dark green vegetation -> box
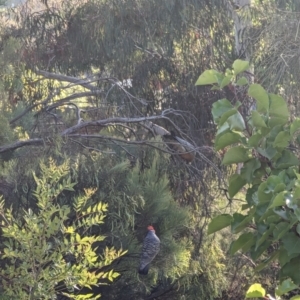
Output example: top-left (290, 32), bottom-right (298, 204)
top-left (0, 0), bottom-right (300, 299)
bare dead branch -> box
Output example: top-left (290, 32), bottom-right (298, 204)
top-left (61, 115), bottom-right (170, 135)
top-left (0, 139), bottom-right (44, 153)
top-left (34, 68), bottom-right (101, 90)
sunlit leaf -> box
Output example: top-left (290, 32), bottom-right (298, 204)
top-left (232, 59), bottom-right (249, 75)
top-left (195, 69), bottom-right (221, 85)
top-left (208, 214), bottom-right (233, 234)
top-left (248, 84), bottom-right (269, 113)
top-left (222, 146), bottom-right (250, 165)
top-left (245, 283), bottom-right (266, 298)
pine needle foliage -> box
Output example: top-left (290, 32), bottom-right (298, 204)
top-left (0, 158), bottom-right (126, 300)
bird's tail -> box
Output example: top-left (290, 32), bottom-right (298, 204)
top-left (138, 264), bottom-right (149, 275)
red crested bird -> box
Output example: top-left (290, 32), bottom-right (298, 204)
top-left (138, 225), bottom-right (160, 275)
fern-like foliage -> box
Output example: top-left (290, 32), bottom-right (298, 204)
top-left (0, 158), bottom-right (126, 300)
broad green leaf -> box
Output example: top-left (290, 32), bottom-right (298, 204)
top-left (220, 75), bottom-right (232, 88)
top-left (276, 279), bottom-right (298, 296)
top-left (207, 214), bottom-right (233, 234)
top-left (219, 109), bottom-right (238, 126)
top-left (250, 240), bottom-right (272, 260)
top-left (257, 181), bottom-right (274, 203)
top-left (195, 70), bottom-right (221, 85)
top-left (248, 84), bottom-right (269, 113)
top-left (285, 193), bottom-right (298, 211)
top-left (227, 112), bottom-right (246, 131)
top-left (215, 132), bottom-right (242, 151)
top-left (273, 131), bottom-right (291, 148)
top-left (274, 182), bottom-right (286, 193)
top-left (290, 118), bottom-right (300, 136)
top-left (265, 214), bottom-right (281, 225)
top-left (236, 76), bottom-right (248, 86)
top-left (275, 150), bottom-right (299, 169)
top-left (232, 59), bottom-right (249, 75)
top-left (273, 222), bottom-right (290, 241)
top-left (216, 122), bottom-right (230, 135)
top-left (279, 248), bottom-right (294, 267)
top-left (240, 158), bottom-right (261, 183)
top-left (290, 296), bottom-right (300, 300)
top-left (231, 209), bottom-right (255, 234)
top-left (294, 186), bottom-right (300, 200)
top-left (297, 224), bottom-right (300, 235)
top-left (229, 232), bottom-right (254, 255)
top-left (269, 94), bottom-right (289, 125)
top-left (248, 132), bottom-right (264, 148)
top-left (257, 145), bottom-right (277, 160)
top-left (254, 250), bottom-right (280, 272)
top-left (222, 146), bottom-right (250, 165)
top-left (251, 111), bottom-right (267, 128)
top-left (255, 224), bottom-right (275, 250)
top-left (282, 232), bottom-right (300, 256)
top-left (214, 72), bottom-right (225, 86)
top-left (280, 257), bottom-right (300, 285)
top-left (212, 99), bottom-right (234, 123)
top-left (228, 174), bottom-right (247, 198)
top-left (245, 283), bottom-right (266, 298)
top-left (269, 192), bottom-right (285, 208)
top-left (246, 185), bottom-right (259, 206)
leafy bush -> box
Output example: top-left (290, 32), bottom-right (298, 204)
top-left (0, 158), bottom-right (126, 300)
top-left (196, 60), bottom-right (300, 299)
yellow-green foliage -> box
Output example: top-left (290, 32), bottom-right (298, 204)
top-left (0, 158), bottom-right (126, 300)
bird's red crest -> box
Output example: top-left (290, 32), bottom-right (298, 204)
top-left (147, 225), bottom-right (155, 231)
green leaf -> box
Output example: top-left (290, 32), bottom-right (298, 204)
top-left (219, 108), bottom-right (238, 126)
top-left (276, 279), bottom-right (298, 296)
top-left (232, 59), bottom-right (249, 75)
top-left (257, 181), bottom-right (273, 204)
top-left (281, 257), bottom-right (300, 285)
top-left (290, 296), bottom-right (300, 300)
top-left (212, 99), bottom-right (234, 123)
top-left (297, 224), bottom-right (300, 235)
top-left (282, 232), bottom-right (300, 256)
top-left (236, 76), bottom-right (248, 86)
top-left (275, 150), bottom-right (299, 169)
top-left (245, 283), bottom-right (266, 298)
top-left (215, 132), bottom-right (242, 151)
top-left (257, 145), bottom-right (277, 160)
top-left (273, 222), bottom-right (290, 241)
top-left (248, 84), bottom-right (269, 113)
top-left (228, 174), bottom-right (247, 198)
top-left (231, 209), bottom-right (255, 234)
top-left (251, 111), bottom-right (267, 128)
top-left (229, 232), bottom-right (254, 255)
top-left (195, 70), bottom-right (221, 85)
top-left (273, 131), bottom-right (291, 148)
top-left (240, 159), bottom-right (261, 183)
top-left (269, 94), bottom-right (289, 127)
top-left (220, 75), bottom-right (232, 88)
top-left (251, 240), bottom-right (272, 260)
top-left (227, 112), bottom-right (246, 131)
top-left (248, 132), bottom-right (264, 148)
top-left (269, 192), bottom-right (285, 208)
top-left (279, 248), bottom-right (293, 267)
top-left (254, 250), bottom-right (280, 272)
top-left (255, 224), bottom-right (275, 250)
top-left (290, 118), bottom-right (300, 136)
top-left (222, 146), bottom-right (250, 165)
top-left (207, 214), bottom-right (233, 234)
